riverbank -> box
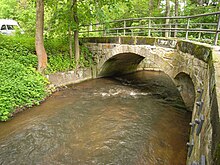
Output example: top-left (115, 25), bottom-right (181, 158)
top-left (0, 35), bottom-right (93, 121)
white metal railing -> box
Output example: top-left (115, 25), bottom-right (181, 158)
top-left (80, 12), bottom-right (220, 45)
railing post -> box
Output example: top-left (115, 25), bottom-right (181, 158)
top-left (124, 20), bottom-right (126, 36)
top-left (165, 18), bottom-right (169, 37)
top-left (174, 19), bottom-right (178, 38)
top-left (148, 19), bottom-right (151, 37)
top-left (198, 24), bottom-right (202, 40)
top-left (103, 24), bottom-right (106, 37)
top-left (186, 18), bottom-right (190, 39)
top-left (214, 14), bottom-right (220, 46)
top-left (87, 25), bottom-right (90, 37)
top-left (169, 22), bottom-right (172, 37)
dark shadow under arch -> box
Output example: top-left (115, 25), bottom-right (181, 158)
top-left (99, 53), bottom-right (145, 77)
top-left (174, 72), bottom-right (195, 111)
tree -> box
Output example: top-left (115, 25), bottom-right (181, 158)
top-left (35, 0), bottom-right (47, 72)
top-left (68, 0), bottom-right (131, 65)
top-left (73, 0), bottom-right (80, 64)
top-left (0, 0), bottom-right (17, 18)
top-left (149, 0), bottom-right (154, 16)
top-left (68, 0), bottom-right (74, 60)
top-left (165, 0), bottom-right (170, 37)
top-left (174, 0), bottom-right (179, 37)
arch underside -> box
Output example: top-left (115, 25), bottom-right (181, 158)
top-left (99, 53), bottom-right (145, 77)
top-left (174, 72), bottom-right (195, 111)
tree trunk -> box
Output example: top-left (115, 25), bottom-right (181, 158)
top-left (74, 30), bottom-right (80, 63)
top-left (157, 0), bottom-right (161, 9)
top-left (149, 0), bottom-right (153, 16)
top-left (69, 0), bottom-right (73, 59)
top-left (165, 0), bottom-right (170, 37)
top-left (35, 0), bottom-right (47, 73)
top-left (69, 26), bottom-right (73, 59)
top-left (73, 0), bottom-right (80, 65)
top-left (174, 0), bottom-right (178, 37)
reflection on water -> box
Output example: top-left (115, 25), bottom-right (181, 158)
top-left (0, 71), bottom-right (191, 165)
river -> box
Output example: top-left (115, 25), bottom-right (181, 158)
top-left (0, 71), bottom-right (191, 165)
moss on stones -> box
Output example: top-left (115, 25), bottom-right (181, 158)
top-left (177, 41), bottom-right (212, 63)
top-left (120, 37), bottom-right (135, 44)
top-left (136, 37), bottom-right (156, 45)
top-left (214, 144), bottom-right (220, 164)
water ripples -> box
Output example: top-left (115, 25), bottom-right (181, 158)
top-left (0, 71), bottom-right (191, 165)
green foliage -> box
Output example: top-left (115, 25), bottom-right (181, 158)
top-left (0, 59), bottom-right (48, 121)
top-left (0, 35), bottom-right (49, 121)
top-left (15, 1), bottom-right (37, 35)
top-left (0, 0), bottom-right (17, 18)
top-left (44, 37), bottom-right (69, 55)
top-left (47, 53), bottom-right (75, 73)
top-left (0, 35), bottom-right (37, 68)
top-left (79, 45), bottom-right (94, 67)
top-left (44, 36), bottom-right (94, 73)
top-left (46, 45), bottom-right (94, 73)
top-left (183, 1), bottom-right (219, 16)
top-left (45, 38), bottom-right (73, 73)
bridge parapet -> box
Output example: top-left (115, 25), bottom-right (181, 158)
top-left (83, 36), bottom-right (177, 48)
top-left (83, 36), bottom-right (220, 164)
top-left (80, 12), bottom-right (220, 45)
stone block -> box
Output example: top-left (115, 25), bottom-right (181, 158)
top-left (177, 41), bottom-right (212, 63)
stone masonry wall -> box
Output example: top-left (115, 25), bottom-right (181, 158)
top-left (45, 67), bottom-right (96, 87)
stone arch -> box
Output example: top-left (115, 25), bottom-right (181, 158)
top-left (97, 45), bottom-right (148, 69)
top-left (174, 72), bottom-right (196, 111)
top-left (97, 45), bottom-right (172, 77)
top-left (99, 53), bottom-right (145, 77)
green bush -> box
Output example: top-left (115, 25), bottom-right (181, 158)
top-left (44, 37), bottom-right (69, 55)
top-left (0, 35), bottom-right (49, 121)
top-left (0, 35), bottom-right (37, 68)
top-left (47, 53), bottom-right (76, 73)
top-left (46, 45), bottom-right (94, 73)
top-left (0, 59), bottom-right (48, 121)
top-left (0, 35), bottom-right (35, 54)
top-left (79, 45), bottom-right (94, 67)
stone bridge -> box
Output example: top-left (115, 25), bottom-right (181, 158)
top-left (81, 36), bottom-right (220, 165)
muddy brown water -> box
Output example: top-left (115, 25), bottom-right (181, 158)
top-left (0, 71), bottom-right (191, 165)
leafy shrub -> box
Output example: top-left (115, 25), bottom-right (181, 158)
top-left (47, 53), bottom-right (76, 73)
top-left (44, 37), bottom-right (69, 55)
top-left (0, 35), bottom-right (37, 68)
top-left (0, 59), bottom-right (48, 121)
top-left (0, 35), bottom-right (49, 121)
top-left (46, 45), bottom-right (94, 73)
top-left (0, 35), bottom-right (35, 54)
top-left (79, 45), bottom-right (94, 67)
